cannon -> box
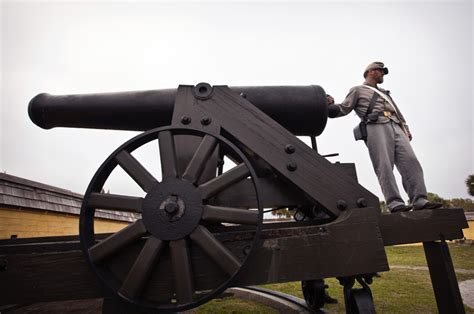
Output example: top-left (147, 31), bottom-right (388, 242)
top-left (28, 85), bottom-right (328, 136)
top-left (0, 83), bottom-right (468, 313)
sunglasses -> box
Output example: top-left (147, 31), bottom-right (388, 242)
top-left (373, 68), bottom-right (389, 75)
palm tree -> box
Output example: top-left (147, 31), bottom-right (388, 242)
top-left (466, 175), bottom-right (474, 197)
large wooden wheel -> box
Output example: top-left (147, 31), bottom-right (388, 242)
top-left (79, 127), bottom-right (263, 311)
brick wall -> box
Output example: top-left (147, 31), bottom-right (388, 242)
top-left (2, 206), bottom-right (472, 240)
top-left (464, 220), bottom-right (474, 240)
top-left (0, 207), bottom-right (129, 239)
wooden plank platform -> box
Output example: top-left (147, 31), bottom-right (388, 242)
top-left (0, 208), bottom-right (466, 306)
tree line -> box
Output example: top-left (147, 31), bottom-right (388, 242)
top-left (273, 174), bottom-right (474, 217)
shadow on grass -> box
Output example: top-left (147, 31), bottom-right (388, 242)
top-left (193, 244), bottom-right (474, 313)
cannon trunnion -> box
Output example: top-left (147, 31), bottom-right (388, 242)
top-left (0, 83), bottom-right (468, 313)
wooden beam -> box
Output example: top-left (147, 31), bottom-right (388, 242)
top-left (379, 208), bottom-right (467, 246)
top-left (0, 208), bottom-right (466, 306)
top-left (1, 208), bottom-right (386, 305)
top-left (423, 240), bottom-right (465, 314)
top-left (211, 163), bottom-right (358, 208)
top-left (195, 86), bottom-right (380, 216)
top-left (0, 249), bottom-right (103, 304)
top-left (170, 86), bottom-right (219, 184)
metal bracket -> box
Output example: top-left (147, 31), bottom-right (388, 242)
top-left (338, 274), bottom-right (376, 314)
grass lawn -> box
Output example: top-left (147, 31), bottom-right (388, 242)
top-left (195, 243), bottom-right (474, 313)
top-left (195, 297), bottom-right (278, 313)
top-left (385, 243), bottom-right (474, 269)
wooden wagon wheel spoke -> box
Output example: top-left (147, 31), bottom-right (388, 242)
top-left (198, 163), bottom-right (250, 200)
top-left (119, 236), bottom-right (165, 299)
top-left (158, 130), bottom-right (178, 179)
top-left (88, 220), bottom-right (147, 263)
top-left (189, 226), bottom-right (241, 276)
top-left (182, 135), bottom-right (218, 184)
top-left (116, 150), bottom-right (158, 193)
top-left (170, 239), bottom-right (194, 304)
top-left (88, 192), bottom-right (143, 213)
top-left (202, 205), bottom-right (258, 225)
top-left (80, 126), bottom-right (262, 312)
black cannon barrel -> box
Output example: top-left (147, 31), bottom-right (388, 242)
top-left (28, 85), bottom-right (328, 136)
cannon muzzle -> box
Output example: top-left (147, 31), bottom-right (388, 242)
top-left (29, 85), bottom-right (328, 136)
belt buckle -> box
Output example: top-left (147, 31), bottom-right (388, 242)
top-left (383, 111), bottom-right (391, 117)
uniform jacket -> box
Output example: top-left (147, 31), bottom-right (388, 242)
top-left (335, 83), bottom-right (408, 127)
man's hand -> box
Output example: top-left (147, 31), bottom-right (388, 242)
top-left (327, 94), bottom-right (334, 105)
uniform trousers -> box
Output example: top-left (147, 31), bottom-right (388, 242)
top-left (366, 121), bottom-right (428, 210)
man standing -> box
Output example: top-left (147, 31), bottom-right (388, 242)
top-left (327, 62), bottom-right (442, 213)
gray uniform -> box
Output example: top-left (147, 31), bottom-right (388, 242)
top-left (334, 83), bottom-right (429, 210)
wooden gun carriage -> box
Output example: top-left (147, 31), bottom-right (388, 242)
top-left (0, 83), bottom-right (468, 313)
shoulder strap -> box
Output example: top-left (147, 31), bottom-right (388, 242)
top-left (360, 85), bottom-right (410, 136)
top-left (364, 90), bottom-right (379, 121)
top-left (362, 84), bottom-right (385, 98)
top-left (361, 85), bottom-right (406, 121)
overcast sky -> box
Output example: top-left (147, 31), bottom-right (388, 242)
top-left (1, 1), bottom-right (473, 205)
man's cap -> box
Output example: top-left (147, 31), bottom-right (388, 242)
top-left (363, 61), bottom-right (389, 77)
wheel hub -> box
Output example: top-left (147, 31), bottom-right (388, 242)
top-left (142, 178), bottom-right (203, 241)
top-left (160, 195), bottom-right (185, 221)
